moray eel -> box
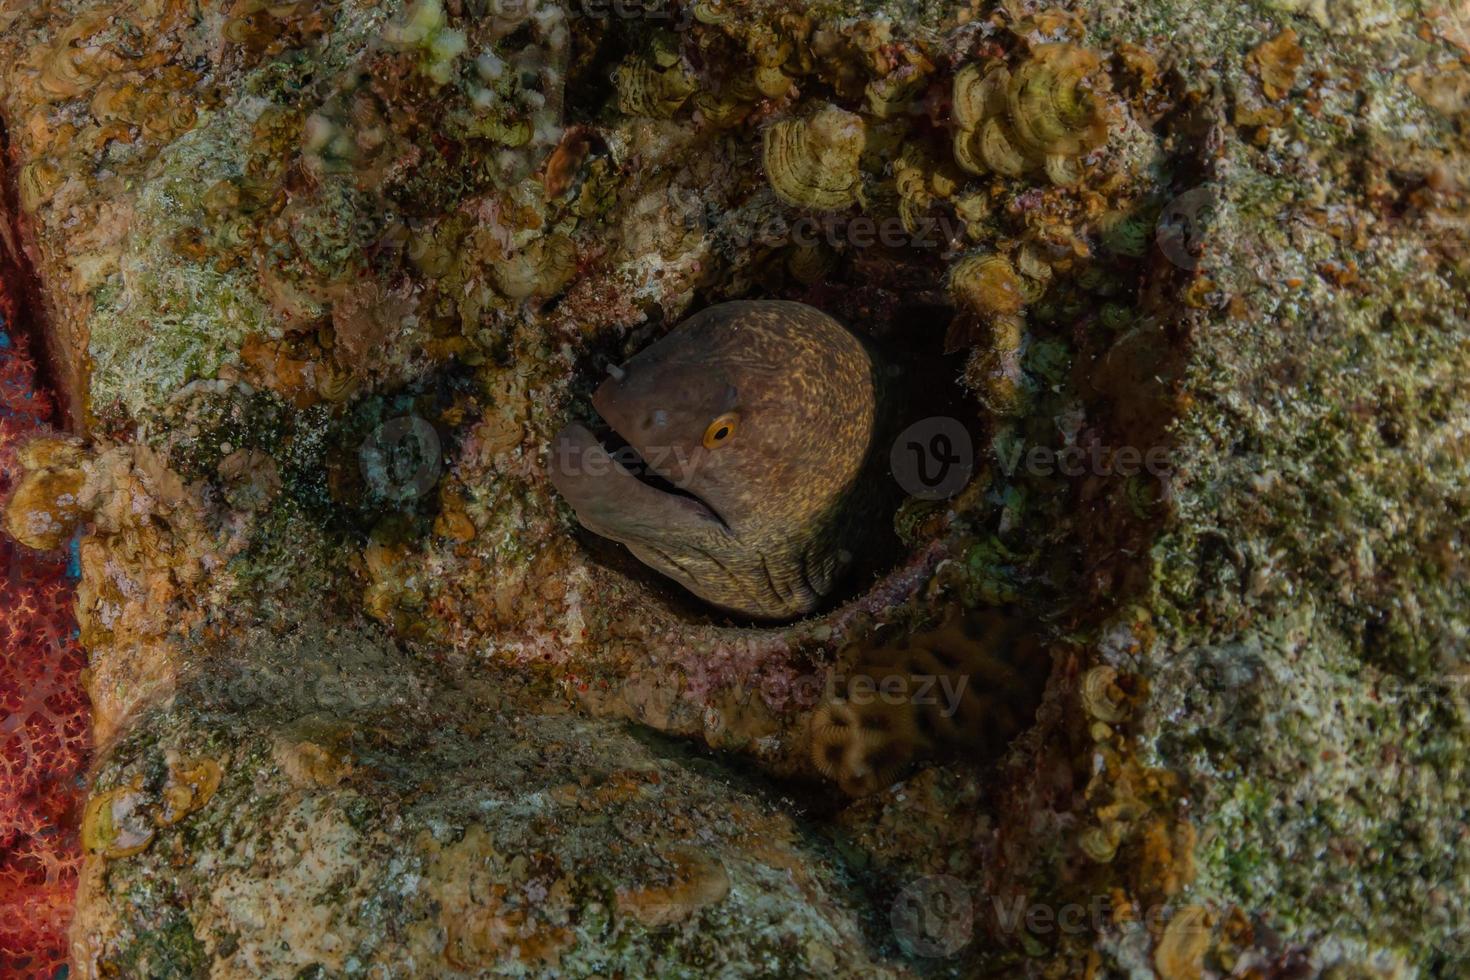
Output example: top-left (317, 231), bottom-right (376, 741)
top-left (551, 301), bottom-right (878, 619)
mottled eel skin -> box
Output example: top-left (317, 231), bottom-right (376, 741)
top-left (551, 301), bottom-right (878, 619)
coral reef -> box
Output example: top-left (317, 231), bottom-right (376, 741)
top-left (0, 0), bottom-right (1465, 975)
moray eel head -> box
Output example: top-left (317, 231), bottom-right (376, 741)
top-left (551, 301), bottom-right (877, 619)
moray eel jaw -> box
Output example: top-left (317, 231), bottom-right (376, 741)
top-left (550, 421), bottom-right (732, 548)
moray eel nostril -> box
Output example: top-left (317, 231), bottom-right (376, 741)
top-left (550, 300), bottom-right (882, 620)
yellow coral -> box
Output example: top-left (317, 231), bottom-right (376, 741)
top-left (1081, 665), bottom-right (1129, 723)
top-left (964, 344), bottom-right (1029, 417)
top-left (763, 104), bottom-right (866, 212)
top-left (952, 45), bottom-right (1111, 186)
top-left (18, 158), bottom-right (64, 214)
top-left (865, 62), bottom-right (929, 119)
top-left (786, 241), bottom-right (836, 284)
top-left (4, 439), bottom-right (87, 551)
top-left (1154, 906), bottom-right (1214, 980)
top-left (615, 846), bottom-right (731, 928)
top-left (616, 59), bottom-right (698, 119)
top-left (488, 234), bottom-right (578, 300)
top-left (948, 252), bottom-right (1025, 317)
top-left (38, 13), bottom-right (115, 100)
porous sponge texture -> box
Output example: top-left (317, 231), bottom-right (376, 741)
top-left (809, 609), bottom-right (1047, 796)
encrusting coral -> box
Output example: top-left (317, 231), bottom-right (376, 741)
top-left (762, 104), bottom-right (867, 212)
top-left (952, 43), bottom-right (1112, 186)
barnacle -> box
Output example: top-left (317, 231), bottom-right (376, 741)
top-left (81, 784), bottom-right (155, 860)
top-left (949, 252), bottom-right (1025, 317)
top-left (763, 104), bottom-right (866, 212)
top-left (157, 757), bottom-right (224, 826)
top-left (952, 45), bottom-right (1111, 185)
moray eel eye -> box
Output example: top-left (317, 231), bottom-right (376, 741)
top-left (702, 413), bottom-right (739, 449)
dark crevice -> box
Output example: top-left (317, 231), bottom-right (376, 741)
top-left (0, 117), bottom-right (71, 430)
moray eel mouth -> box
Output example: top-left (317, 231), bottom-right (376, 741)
top-left (550, 418), bottom-right (730, 545)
